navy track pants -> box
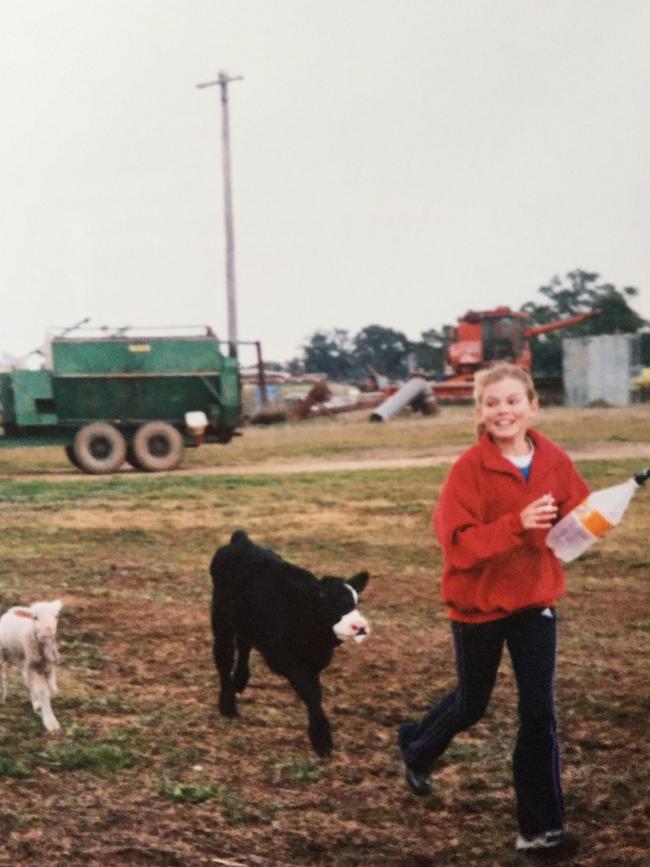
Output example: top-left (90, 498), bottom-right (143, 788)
top-left (400, 607), bottom-right (563, 836)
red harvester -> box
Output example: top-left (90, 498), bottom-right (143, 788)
top-left (433, 306), bottom-right (599, 401)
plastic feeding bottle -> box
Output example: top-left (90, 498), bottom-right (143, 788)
top-left (546, 467), bottom-right (650, 563)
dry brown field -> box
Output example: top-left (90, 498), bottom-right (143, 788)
top-left (0, 404), bottom-right (648, 866)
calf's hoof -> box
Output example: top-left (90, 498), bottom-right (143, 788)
top-left (309, 729), bottom-right (333, 757)
top-left (232, 673), bottom-right (249, 694)
top-left (219, 698), bottom-right (239, 719)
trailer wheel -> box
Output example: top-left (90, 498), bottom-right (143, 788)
top-left (73, 423), bottom-right (127, 474)
top-left (131, 421), bottom-right (184, 472)
top-left (125, 444), bottom-right (144, 470)
top-left (64, 445), bottom-right (83, 470)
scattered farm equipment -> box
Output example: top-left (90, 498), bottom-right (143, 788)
top-left (370, 375), bottom-right (437, 422)
top-left (433, 306), bottom-right (600, 400)
top-left (250, 379), bottom-right (387, 424)
top-left (288, 380), bottom-right (334, 421)
top-left (0, 327), bottom-right (241, 473)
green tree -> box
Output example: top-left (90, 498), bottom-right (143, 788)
top-left (411, 328), bottom-right (445, 375)
top-left (520, 270), bottom-right (646, 376)
top-left (286, 356), bottom-right (305, 376)
top-left (353, 324), bottom-right (412, 379)
top-left (303, 329), bottom-right (356, 380)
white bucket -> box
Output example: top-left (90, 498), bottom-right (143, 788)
top-left (185, 411), bottom-right (208, 437)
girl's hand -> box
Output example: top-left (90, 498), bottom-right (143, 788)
top-left (520, 493), bottom-right (558, 530)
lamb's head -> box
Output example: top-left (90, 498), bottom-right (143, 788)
top-left (29, 600), bottom-right (63, 647)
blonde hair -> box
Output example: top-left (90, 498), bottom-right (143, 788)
top-left (473, 363), bottom-right (537, 406)
top-left (473, 364), bottom-right (538, 439)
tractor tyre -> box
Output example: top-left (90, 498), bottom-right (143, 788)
top-left (72, 423), bottom-right (127, 475)
top-left (131, 421), bottom-right (184, 472)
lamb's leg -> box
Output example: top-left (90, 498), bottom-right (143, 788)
top-left (29, 670), bottom-right (60, 733)
top-left (42, 640), bottom-right (60, 696)
top-left (46, 662), bottom-right (58, 696)
top-left (0, 651), bottom-right (6, 701)
top-left (25, 663), bottom-right (41, 711)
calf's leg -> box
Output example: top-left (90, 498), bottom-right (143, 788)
top-left (232, 636), bottom-right (252, 694)
top-left (287, 667), bottom-right (332, 757)
top-left (212, 613), bottom-right (239, 718)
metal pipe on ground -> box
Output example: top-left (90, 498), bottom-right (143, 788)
top-left (370, 377), bottom-right (434, 422)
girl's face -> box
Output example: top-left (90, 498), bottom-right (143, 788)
top-left (476, 376), bottom-right (538, 453)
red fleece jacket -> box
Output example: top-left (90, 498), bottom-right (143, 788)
top-left (433, 429), bottom-right (589, 623)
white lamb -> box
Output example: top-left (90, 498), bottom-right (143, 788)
top-left (0, 600), bottom-right (63, 733)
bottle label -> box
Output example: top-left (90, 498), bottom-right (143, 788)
top-left (574, 501), bottom-right (614, 537)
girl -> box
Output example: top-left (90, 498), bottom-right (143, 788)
top-left (398, 363), bottom-right (588, 858)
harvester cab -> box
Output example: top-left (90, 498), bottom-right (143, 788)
top-left (445, 307), bottom-right (529, 375)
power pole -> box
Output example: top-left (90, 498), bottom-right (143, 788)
top-left (197, 71), bottom-right (243, 358)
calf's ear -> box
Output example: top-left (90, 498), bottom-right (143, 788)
top-left (231, 529), bottom-right (249, 545)
top-left (348, 571), bottom-right (369, 594)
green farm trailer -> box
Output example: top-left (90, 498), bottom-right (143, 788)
top-left (0, 328), bottom-right (241, 473)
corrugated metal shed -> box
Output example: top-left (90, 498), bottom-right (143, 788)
top-left (562, 334), bottom-right (641, 406)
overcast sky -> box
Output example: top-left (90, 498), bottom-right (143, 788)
top-left (1, 0), bottom-right (648, 366)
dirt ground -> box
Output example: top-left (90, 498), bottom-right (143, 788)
top-left (0, 437), bottom-right (649, 866)
top-left (10, 439), bottom-right (650, 482)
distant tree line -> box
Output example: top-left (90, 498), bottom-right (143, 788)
top-left (521, 270), bottom-right (645, 376)
top-left (300, 325), bottom-right (414, 381)
top-left (292, 270), bottom-right (646, 381)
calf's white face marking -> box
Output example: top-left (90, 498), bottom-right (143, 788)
top-left (332, 585), bottom-right (370, 643)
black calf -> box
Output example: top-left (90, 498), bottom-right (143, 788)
top-left (210, 530), bottom-right (370, 756)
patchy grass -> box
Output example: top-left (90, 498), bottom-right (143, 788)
top-left (0, 411), bottom-right (648, 864)
top-left (38, 742), bottom-right (135, 774)
top-left (268, 757), bottom-right (323, 785)
top-left (0, 753), bottom-right (31, 778)
top-left (1, 403), bottom-right (649, 477)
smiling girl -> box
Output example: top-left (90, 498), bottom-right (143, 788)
top-left (398, 363), bottom-right (589, 859)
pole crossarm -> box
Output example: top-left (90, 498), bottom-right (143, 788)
top-left (196, 73), bottom-right (244, 90)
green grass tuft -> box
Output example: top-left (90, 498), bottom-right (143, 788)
top-left (0, 754), bottom-right (31, 778)
top-left (270, 757), bottom-right (322, 785)
top-left (159, 778), bottom-right (220, 804)
top-left (38, 742), bottom-right (135, 774)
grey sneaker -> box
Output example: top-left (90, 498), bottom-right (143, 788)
top-left (397, 722), bottom-right (432, 796)
top-left (515, 830), bottom-right (580, 860)
top-left (400, 760), bottom-right (433, 796)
